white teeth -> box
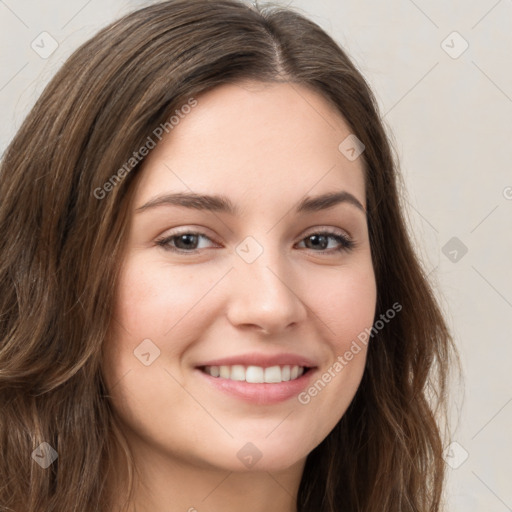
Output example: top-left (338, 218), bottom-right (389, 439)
top-left (219, 365), bottom-right (230, 379)
top-left (230, 365), bottom-right (245, 381)
top-left (264, 366), bottom-right (282, 383)
top-left (202, 364), bottom-right (306, 383)
top-left (246, 366), bottom-right (264, 383)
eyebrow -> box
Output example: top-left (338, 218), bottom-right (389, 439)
top-left (135, 190), bottom-right (366, 215)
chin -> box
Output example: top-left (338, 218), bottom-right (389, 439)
top-left (210, 436), bottom-right (312, 473)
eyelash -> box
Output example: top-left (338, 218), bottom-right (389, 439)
top-left (155, 229), bottom-right (356, 255)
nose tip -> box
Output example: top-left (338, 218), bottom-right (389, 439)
top-left (226, 250), bottom-right (307, 334)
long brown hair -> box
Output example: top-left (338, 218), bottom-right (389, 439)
top-left (0, 1), bottom-right (460, 510)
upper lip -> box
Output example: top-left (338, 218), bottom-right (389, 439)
top-left (195, 352), bottom-right (318, 369)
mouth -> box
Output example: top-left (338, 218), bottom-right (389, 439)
top-left (198, 364), bottom-right (311, 383)
top-left (195, 364), bottom-right (316, 405)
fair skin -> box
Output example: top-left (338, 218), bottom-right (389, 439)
top-left (102, 80), bottom-right (377, 512)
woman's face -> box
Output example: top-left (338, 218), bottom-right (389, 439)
top-left (102, 81), bottom-right (377, 474)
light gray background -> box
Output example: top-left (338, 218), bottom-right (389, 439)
top-left (1, 0), bottom-right (511, 509)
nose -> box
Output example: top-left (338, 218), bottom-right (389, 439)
top-left (225, 244), bottom-right (308, 335)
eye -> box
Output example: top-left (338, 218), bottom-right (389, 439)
top-left (155, 228), bottom-right (355, 254)
top-left (155, 231), bottom-right (216, 253)
top-left (296, 230), bottom-right (355, 253)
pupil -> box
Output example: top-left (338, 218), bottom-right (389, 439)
top-left (178, 234), bottom-right (196, 249)
top-left (308, 234), bottom-right (327, 250)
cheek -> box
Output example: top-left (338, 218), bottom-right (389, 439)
top-left (295, 262), bottom-right (376, 425)
top-left (103, 254), bottom-right (226, 394)
top-left (311, 261), bottom-right (377, 349)
top-left (112, 254), bottom-right (220, 339)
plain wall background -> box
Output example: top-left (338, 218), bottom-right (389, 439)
top-left (1, 0), bottom-right (511, 509)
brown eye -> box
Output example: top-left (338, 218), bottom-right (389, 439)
top-left (156, 232), bottom-right (216, 253)
top-left (298, 231), bottom-right (355, 253)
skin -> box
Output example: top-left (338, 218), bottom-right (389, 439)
top-left (102, 80), bottom-right (377, 512)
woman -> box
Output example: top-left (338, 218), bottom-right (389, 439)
top-left (0, 0), bottom-right (460, 510)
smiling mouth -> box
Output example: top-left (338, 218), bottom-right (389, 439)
top-left (198, 364), bottom-right (311, 384)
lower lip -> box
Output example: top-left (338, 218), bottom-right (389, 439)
top-left (195, 368), bottom-right (316, 405)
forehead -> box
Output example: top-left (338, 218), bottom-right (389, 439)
top-left (134, 81), bottom-right (366, 211)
